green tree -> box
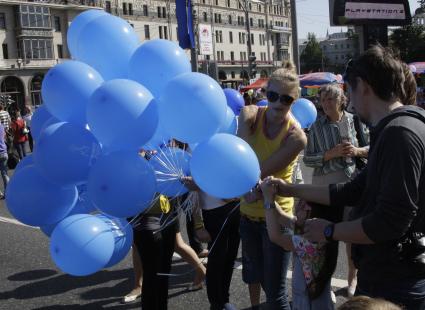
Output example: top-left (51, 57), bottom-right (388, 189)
top-left (390, 24), bottom-right (425, 63)
top-left (300, 33), bottom-right (323, 73)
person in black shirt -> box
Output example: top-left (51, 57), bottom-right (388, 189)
top-left (260, 45), bottom-right (425, 309)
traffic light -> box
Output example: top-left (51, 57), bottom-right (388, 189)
top-left (249, 55), bottom-right (257, 78)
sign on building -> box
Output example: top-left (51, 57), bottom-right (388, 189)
top-left (329, 0), bottom-right (411, 26)
top-left (198, 24), bottom-right (213, 55)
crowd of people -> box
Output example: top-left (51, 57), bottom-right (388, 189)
top-left (117, 44), bottom-right (425, 310)
top-left (0, 104), bottom-right (33, 199)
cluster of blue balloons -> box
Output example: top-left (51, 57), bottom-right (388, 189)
top-left (6, 10), bottom-right (261, 276)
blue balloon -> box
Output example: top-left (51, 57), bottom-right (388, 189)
top-left (31, 105), bottom-right (53, 141)
top-left (42, 61), bottom-right (104, 127)
top-left (6, 166), bottom-right (78, 226)
top-left (87, 151), bottom-right (157, 218)
top-left (40, 185), bottom-right (98, 237)
top-left (291, 98), bottom-right (317, 129)
top-left (150, 147), bottom-right (191, 197)
top-left (190, 134), bottom-right (260, 198)
top-left (14, 154), bottom-right (34, 172)
top-left (142, 124), bottom-right (171, 151)
top-left (223, 88), bottom-right (244, 115)
top-left (219, 106), bottom-right (237, 135)
top-left (34, 122), bottom-right (102, 186)
top-left (67, 9), bottom-right (107, 59)
top-left (159, 72), bottom-right (227, 143)
top-left (87, 79), bottom-right (158, 151)
top-left (257, 99), bottom-right (268, 107)
top-left (96, 214), bottom-right (133, 268)
top-left (50, 214), bottom-right (115, 276)
top-left (128, 39), bottom-right (191, 98)
top-left (75, 14), bottom-right (139, 80)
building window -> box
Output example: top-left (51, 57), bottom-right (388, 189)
top-left (105, 1), bottom-right (111, 13)
top-left (250, 18), bottom-right (253, 27)
top-left (20, 38), bottom-right (53, 60)
top-left (57, 44), bottom-right (63, 58)
top-left (143, 5), bottom-right (148, 16)
top-left (215, 30), bottom-right (223, 43)
top-left (227, 0), bottom-right (231, 7)
top-left (19, 5), bottom-right (51, 28)
top-left (2, 44), bottom-right (8, 59)
top-left (128, 3), bottom-right (133, 15)
top-left (203, 12), bottom-right (207, 22)
top-left (157, 7), bottom-right (161, 18)
top-left (229, 31), bottom-right (233, 43)
top-left (250, 33), bottom-right (254, 45)
top-left (30, 74), bottom-right (43, 107)
top-left (230, 51), bottom-right (234, 61)
top-left (248, 2), bottom-right (252, 10)
top-left (164, 26), bottom-right (168, 40)
top-left (159, 26), bottom-right (163, 39)
top-left (162, 7), bottom-right (166, 18)
top-left (123, 2), bottom-right (128, 15)
top-left (144, 25), bottom-right (150, 40)
top-left (231, 71), bottom-right (235, 78)
top-left (228, 15), bottom-right (232, 24)
top-left (215, 0), bottom-right (218, 5)
top-left (0, 13), bottom-right (6, 29)
top-left (53, 16), bottom-right (61, 32)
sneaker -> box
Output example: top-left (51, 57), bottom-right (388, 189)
top-left (331, 291), bottom-right (336, 304)
top-left (123, 287), bottom-right (141, 303)
top-left (223, 303), bottom-right (238, 310)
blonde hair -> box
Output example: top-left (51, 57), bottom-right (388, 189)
top-left (319, 83), bottom-right (347, 112)
top-left (338, 296), bottom-right (402, 310)
top-left (268, 61), bottom-right (300, 97)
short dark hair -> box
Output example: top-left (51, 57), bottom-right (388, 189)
top-left (344, 45), bottom-right (405, 102)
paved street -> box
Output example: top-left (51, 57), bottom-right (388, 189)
top-left (0, 160), bottom-right (352, 309)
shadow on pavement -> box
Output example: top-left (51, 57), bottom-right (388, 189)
top-left (0, 268), bottom-right (133, 301)
top-left (8, 269), bottom-right (58, 282)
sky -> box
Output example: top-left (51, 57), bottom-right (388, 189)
top-left (296, 0), bottom-right (420, 39)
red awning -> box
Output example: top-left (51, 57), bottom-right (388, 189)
top-left (240, 78), bottom-right (269, 92)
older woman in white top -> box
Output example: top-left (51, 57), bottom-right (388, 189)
top-left (303, 84), bottom-right (369, 297)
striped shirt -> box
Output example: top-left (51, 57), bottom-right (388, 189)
top-left (303, 112), bottom-right (359, 178)
top-left (0, 110), bottom-right (11, 131)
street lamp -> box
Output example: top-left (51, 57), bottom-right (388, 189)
top-left (16, 58), bottom-right (22, 69)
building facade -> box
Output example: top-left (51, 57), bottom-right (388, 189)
top-left (0, 0), bottom-right (293, 110)
top-left (319, 30), bottom-right (358, 68)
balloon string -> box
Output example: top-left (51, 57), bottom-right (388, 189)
top-left (157, 202), bottom-right (240, 277)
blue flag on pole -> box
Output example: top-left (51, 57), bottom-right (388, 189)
top-left (176, 0), bottom-right (195, 49)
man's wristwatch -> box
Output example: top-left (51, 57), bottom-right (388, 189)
top-left (264, 201), bottom-right (276, 210)
top-left (323, 223), bottom-right (335, 242)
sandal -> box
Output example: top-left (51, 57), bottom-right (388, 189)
top-left (123, 287), bottom-right (141, 303)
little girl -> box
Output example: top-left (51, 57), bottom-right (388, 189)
top-left (260, 176), bottom-right (343, 309)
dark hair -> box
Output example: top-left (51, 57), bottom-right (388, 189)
top-left (344, 45), bottom-right (405, 102)
top-left (401, 62), bottom-right (417, 105)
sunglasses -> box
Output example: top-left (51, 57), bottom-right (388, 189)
top-left (343, 59), bottom-right (368, 85)
top-left (266, 91), bottom-right (295, 106)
